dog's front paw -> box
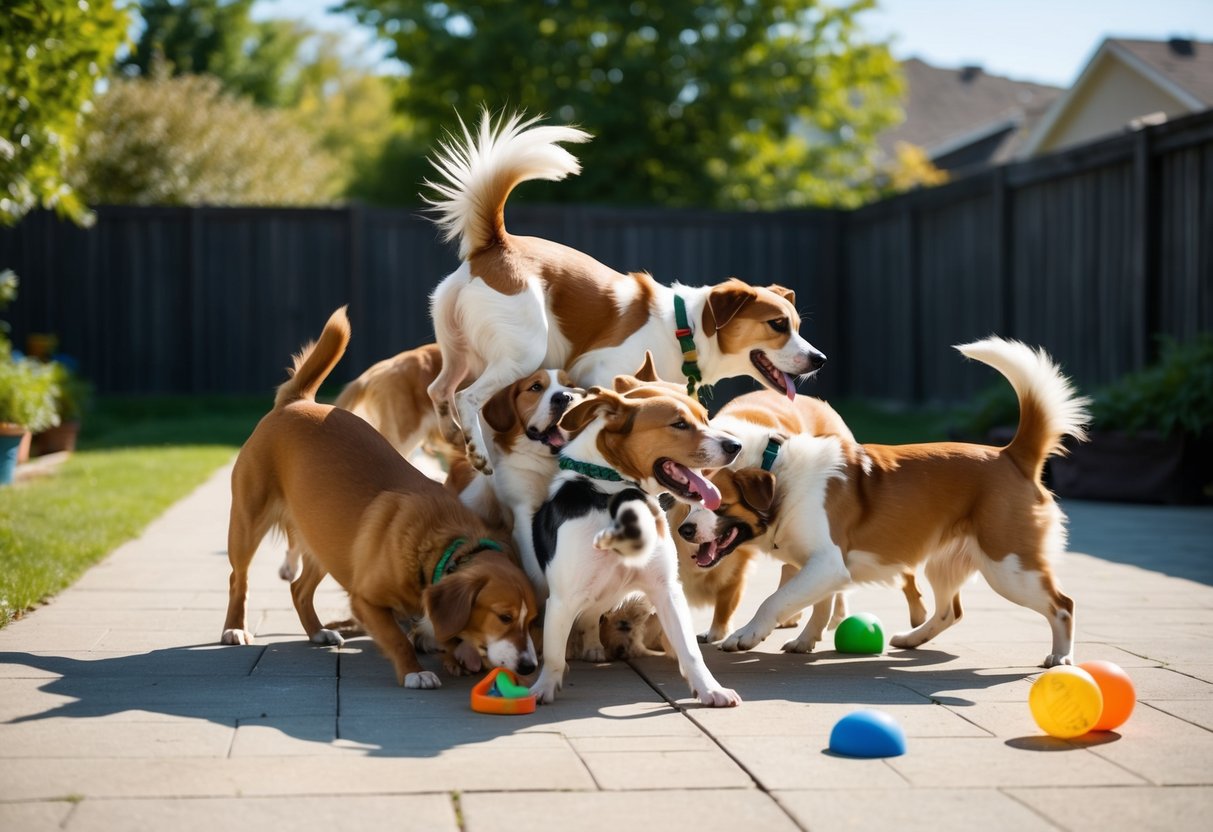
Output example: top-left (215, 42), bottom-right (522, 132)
top-left (889, 631), bottom-right (920, 650)
top-left (698, 627), bottom-right (728, 644)
top-left (220, 629), bottom-right (254, 645)
top-left (1043, 653), bottom-right (1074, 668)
top-left (404, 670), bottom-right (442, 689)
top-left (593, 506), bottom-right (647, 557)
top-left (720, 625), bottom-right (767, 653)
top-left (452, 640), bottom-right (482, 673)
top-left (696, 686), bottom-right (742, 707)
top-left (466, 446), bottom-right (493, 476)
top-left (781, 636), bottom-right (817, 654)
top-left (530, 671), bottom-right (563, 705)
top-left (310, 629), bottom-right (345, 647)
top-left (576, 644), bottom-right (607, 663)
top-left (776, 613), bottom-right (802, 629)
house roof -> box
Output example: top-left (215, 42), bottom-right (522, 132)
top-left (1111, 38), bottom-right (1213, 107)
top-left (1019, 37), bottom-right (1213, 157)
top-left (879, 58), bottom-right (1062, 165)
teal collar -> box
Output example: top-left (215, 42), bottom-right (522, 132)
top-left (433, 538), bottom-right (503, 585)
top-left (761, 438), bottom-right (783, 472)
top-left (673, 294), bottom-right (708, 401)
top-left (558, 455), bottom-right (626, 483)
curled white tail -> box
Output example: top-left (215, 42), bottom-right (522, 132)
top-left (425, 111), bottom-right (592, 259)
top-left (955, 337), bottom-right (1091, 476)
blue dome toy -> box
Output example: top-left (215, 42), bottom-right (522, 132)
top-left (828, 709), bottom-right (907, 758)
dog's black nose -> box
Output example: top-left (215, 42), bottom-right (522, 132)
top-left (617, 619), bottom-right (632, 632)
top-left (517, 657), bottom-right (537, 676)
top-left (678, 522), bottom-right (696, 541)
top-left (721, 437), bottom-right (742, 456)
top-left (552, 391), bottom-right (572, 406)
top-left (809, 351), bottom-right (827, 370)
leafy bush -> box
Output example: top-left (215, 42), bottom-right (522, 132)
top-left (0, 340), bottom-right (61, 433)
top-left (48, 361), bottom-right (92, 423)
top-left (1092, 334), bottom-right (1213, 438)
top-left (69, 71), bottom-right (339, 206)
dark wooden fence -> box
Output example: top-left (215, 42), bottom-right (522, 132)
top-left (2, 109), bottom-right (1211, 403)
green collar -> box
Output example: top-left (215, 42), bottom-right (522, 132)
top-left (558, 455), bottom-right (626, 483)
top-left (761, 437), bottom-right (783, 472)
top-left (673, 294), bottom-right (709, 401)
top-left (433, 538), bottom-right (503, 585)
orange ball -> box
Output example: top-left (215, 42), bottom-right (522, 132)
top-left (1079, 660), bottom-right (1136, 731)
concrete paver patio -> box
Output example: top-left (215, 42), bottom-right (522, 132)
top-left (1, 462), bottom-right (1211, 831)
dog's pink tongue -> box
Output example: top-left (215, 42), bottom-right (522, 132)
top-left (684, 468), bottom-right (722, 510)
top-left (784, 372), bottom-right (797, 401)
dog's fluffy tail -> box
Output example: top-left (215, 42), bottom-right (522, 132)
top-left (275, 306), bottom-right (351, 408)
top-left (425, 110), bottom-right (592, 259)
top-left (955, 337), bottom-right (1090, 480)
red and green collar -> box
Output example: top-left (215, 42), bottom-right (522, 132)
top-left (673, 294), bottom-right (708, 400)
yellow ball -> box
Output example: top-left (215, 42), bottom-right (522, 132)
top-left (1029, 666), bottom-right (1104, 738)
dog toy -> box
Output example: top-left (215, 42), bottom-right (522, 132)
top-left (834, 613), bottom-right (885, 654)
top-left (1079, 660), bottom-right (1136, 731)
top-left (470, 667), bottom-right (536, 715)
top-left (829, 709), bottom-right (906, 758)
top-left (1029, 666), bottom-right (1103, 738)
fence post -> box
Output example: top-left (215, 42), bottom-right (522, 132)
top-left (1134, 128), bottom-right (1160, 365)
top-left (992, 167), bottom-right (1014, 337)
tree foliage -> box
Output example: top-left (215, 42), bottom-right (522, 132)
top-left (339, 0), bottom-right (903, 209)
top-left (0, 0), bottom-right (130, 225)
top-left (69, 72), bottom-right (340, 206)
top-left (123, 0), bottom-right (310, 108)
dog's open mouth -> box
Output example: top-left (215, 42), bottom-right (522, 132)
top-left (693, 524), bottom-right (741, 568)
top-left (526, 423), bottom-right (567, 454)
top-left (751, 350), bottom-right (797, 402)
top-left (654, 459), bottom-right (722, 510)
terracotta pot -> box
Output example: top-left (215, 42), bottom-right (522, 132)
top-left (31, 421), bottom-right (80, 456)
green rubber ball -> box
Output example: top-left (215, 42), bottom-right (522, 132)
top-left (834, 613), bottom-right (885, 654)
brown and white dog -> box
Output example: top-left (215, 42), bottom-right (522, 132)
top-left (425, 112), bottom-right (826, 474)
top-left (446, 367), bottom-right (584, 590)
top-left (683, 338), bottom-right (1089, 667)
top-left (334, 342), bottom-right (456, 460)
top-left (528, 357), bottom-right (743, 706)
top-left (222, 307), bottom-right (539, 688)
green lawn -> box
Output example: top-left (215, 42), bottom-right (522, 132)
top-left (0, 396), bottom-right (268, 627)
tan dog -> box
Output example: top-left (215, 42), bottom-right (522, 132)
top-left (684, 338), bottom-right (1089, 666)
top-left (222, 307), bottom-right (539, 688)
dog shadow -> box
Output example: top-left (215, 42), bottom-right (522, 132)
top-left (0, 643), bottom-right (672, 759)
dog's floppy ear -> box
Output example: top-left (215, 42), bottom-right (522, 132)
top-left (733, 468), bottom-right (777, 516)
top-left (481, 382), bottom-right (519, 434)
top-left (424, 572), bottom-right (488, 644)
top-left (559, 388), bottom-right (621, 434)
top-left (704, 280), bottom-right (756, 334)
top-left (767, 284), bottom-right (796, 306)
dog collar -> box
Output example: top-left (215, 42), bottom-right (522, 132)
top-left (673, 294), bottom-right (710, 401)
top-left (558, 455), bottom-right (627, 483)
top-left (761, 437), bottom-right (783, 472)
top-left (433, 538), bottom-right (503, 585)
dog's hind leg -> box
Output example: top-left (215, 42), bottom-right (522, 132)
top-left (429, 276), bottom-right (472, 445)
top-left (889, 543), bottom-right (975, 651)
top-left (975, 549), bottom-right (1075, 667)
top-left (902, 568), bottom-right (928, 628)
top-left (350, 594), bottom-right (439, 689)
top-left (221, 473), bottom-right (272, 645)
top-left (290, 552), bottom-right (344, 646)
top-left (531, 595), bottom-right (578, 704)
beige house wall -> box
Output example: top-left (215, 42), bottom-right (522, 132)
top-left (1036, 56), bottom-right (1190, 154)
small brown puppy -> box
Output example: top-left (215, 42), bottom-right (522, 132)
top-left (222, 307), bottom-right (539, 688)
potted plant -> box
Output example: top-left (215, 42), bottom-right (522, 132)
top-left (0, 338), bottom-right (61, 484)
top-left (30, 359), bottom-right (91, 456)
top-left (1050, 334), bottom-right (1213, 504)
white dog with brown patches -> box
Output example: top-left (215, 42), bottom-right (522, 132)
top-left (424, 111), bottom-right (826, 474)
top-left (684, 337), bottom-right (1089, 667)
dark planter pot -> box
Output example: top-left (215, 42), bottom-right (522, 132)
top-left (31, 420), bottom-right (81, 456)
top-left (1, 426), bottom-right (26, 485)
top-left (1050, 430), bottom-right (1212, 505)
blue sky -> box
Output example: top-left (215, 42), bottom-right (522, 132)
top-left (253, 0), bottom-right (1213, 88)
